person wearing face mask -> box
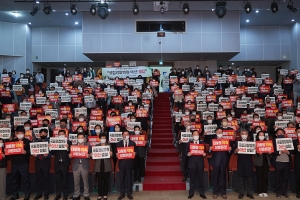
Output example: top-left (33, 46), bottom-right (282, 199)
top-left (203, 116), bottom-right (216, 144)
top-left (186, 130), bottom-right (207, 199)
top-left (133, 126), bottom-right (147, 182)
top-left (15, 81), bottom-right (25, 105)
top-left (293, 128), bottom-right (300, 198)
top-left (233, 129), bottom-right (254, 199)
top-left (208, 128), bottom-right (232, 199)
top-left (9, 128), bottom-right (31, 200)
top-left (253, 131), bottom-right (271, 198)
top-left (110, 124), bottom-right (122, 168)
top-left (70, 133), bottom-right (92, 200)
top-left (93, 134), bottom-right (112, 200)
top-left (0, 85), bottom-right (14, 104)
top-left (270, 112), bottom-right (284, 138)
top-left (35, 69), bottom-right (44, 89)
top-left (76, 126), bottom-right (86, 136)
top-left (89, 124), bottom-right (102, 136)
top-left (272, 129), bottom-right (293, 198)
top-left (32, 129), bottom-right (51, 200)
top-left (194, 65), bottom-right (202, 78)
top-left (217, 65), bottom-right (225, 75)
top-left (235, 66), bottom-right (242, 76)
top-left (0, 138), bottom-right (8, 200)
top-left (50, 130), bottom-right (72, 200)
top-left (116, 130), bottom-right (137, 200)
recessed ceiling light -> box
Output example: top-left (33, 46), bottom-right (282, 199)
top-left (65, 13), bottom-right (68, 15)
top-left (212, 8), bottom-right (215, 11)
top-left (246, 19), bottom-right (250, 22)
top-left (267, 8), bottom-right (270, 10)
top-left (53, 10), bottom-right (56, 12)
top-left (232, 63), bottom-right (234, 65)
top-left (28, 22), bottom-right (31, 25)
top-left (256, 10), bottom-right (259, 13)
top-left (12, 12), bottom-right (20, 17)
top-left (36, 1), bottom-right (39, 3)
top-left (292, 19), bottom-right (295, 22)
top-left (108, 8), bottom-right (111, 12)
top-left (75, 22), bottom-right (78, 25)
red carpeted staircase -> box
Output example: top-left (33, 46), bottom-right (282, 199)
top-left (143, 93), bottom-right (186, 190)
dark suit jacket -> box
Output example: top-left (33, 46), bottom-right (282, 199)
top-left (233, 140), bottom-right (254, 177)
top-left (51, 140), bottom-right (72, 167)
top-left (187, 140), bottom-right (205, 169)
top-left (116, 140), bottom-right (137, 169)
top-left (208, 135), bottom-right (231, 167)
top-left (271, 138), bottom-right (293, 167)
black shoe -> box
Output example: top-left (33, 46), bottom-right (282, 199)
top-left (127, 194), bottom-right (133, 200)
top-left (9, 196), bottom-right (19, 200)
top-left (24, 195), bottom-right (30, 200)
top-left (133, 178), bottom-right (137, 182)
top-left (118, 194), bottom-right (125, 200)
top-left (63, 196), bottom-right (68, 200)
top-left (84, 197), bottom-right (90, 200)
top-left (182, 176), bottom-right (187, 182)
top-left (282, 193), bottom-right (289, 198)
top-left (44, 195), bottom-right (49, 200)
top-left (276, 194), bottom-right (281, 198)
top-left (34, 194), bottom-right (42, 200)
top-left (73, 197), bottom-right (80, 200)
top-left (247, 194), bottom-right (254, 199)
top-left (188, 194), bottom-right (194, 199)
top-left (200, 194), bottom-right (207, 199)
top-left (54, 195), bottom-right (61, 200)
top-left (138, 177), bottom-right (141, 182)
top-left (238, 194), bottom-right (244, 199)
top-left (297, 194), bottom-right (300, 199)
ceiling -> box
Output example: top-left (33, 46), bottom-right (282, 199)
top-left (217, 60), bottom-right (289, 66)
top-left (0, 0), bottom-right (299, 27)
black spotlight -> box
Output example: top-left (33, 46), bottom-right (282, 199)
top-left (287, 0), bottom-right (297, 12)
top-left (271, 0), bottom-right (278, 13)
top-left (90, 4), bottom-right (97, 15)
top-left (43, 4), bottom-right (52, 15)
top-left (98, 3), bottom-right (109, 19)
top-left (215, 1), bottom-right (227, 18)
top-left (30, 4), bottom-right (39, 16)
top-left (70, 4), bottom-right (77, 15)
top-left (183, 3), bottom-right (189, 14)
top-left (132, 2), bottom-right (139, 15)
top-left (160, 7), bottom-right (165, 13)
top-left (244, 1), bottom-right (252, 13)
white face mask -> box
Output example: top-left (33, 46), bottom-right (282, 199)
top-left (258, 136), bottom-right (265, 141)
top-left (128, 103), bottom-right (132, 106)
top-left (193, 136), bottom-right (199, 141)
top-left (241, 135), bottom-right (248, 140)
top-left (134, 131), bottom-right (140, 135)
top-left (95, 129), bottom-right (101, 134)
top-left (298, 133), bottom-right (300, 137)
top-left (131, 119), bottom-right (136, 122)
top-left (24, 126), bottom-right (30, 131)
top-left (217, 134), bottom-right (223, 138)
top-left (186, 126), bottom-right (191, 130)
top-left (0, 143), bottom-right (3, 147)
top-left (6, 88), bottom-right (9, 91)
top-left (17, 134), bottom-right (24, 139)
top-left (227, 117), bottom-right (232, 121)
top-left (79, 118), bottom-right (84, 122)
top-left (256, 129), bottom-right (261, 133)
top-left (78, 139), bottom-right (84, 144)
top-left (185, 112), bottom-right (190, 116)
top-left (209, 92), bottom-right (213, 95)
top-left (219, 109), bottom-right (223, 112)
top-left (100, 139), bottom-right (106, 144)
top-left (254, 118), bottom-right (259, 121)
top-left (59, 135), bottom-right (65, 138)
top-left (278, 116), bottom-right (282, 120)
top-left (124, 135), bottom-right (129, 140)
top-left (207, 119), bottom-right (212, 124)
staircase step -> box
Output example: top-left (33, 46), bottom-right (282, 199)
top-left (143, 176), bottom-right (186, 190)
top-left (145, 165), bottom-right (182, 176)
top-left (151, 138), bottom-right (172, 143)
top-left (147, 156), bottom-right (180, 165)
top-left (151, 143), bottom-right (174, 148)
top-left (151, 134), bottom-right (173, 139)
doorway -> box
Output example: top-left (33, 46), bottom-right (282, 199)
top-left (148, 62), bottom-right (173, 92)
top-left (41, 67), bottom-right (47, 83)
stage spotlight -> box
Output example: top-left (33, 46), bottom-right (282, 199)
top-left (132, 2), bottom-right (139, 15)
top-left (98, 3), bottom-right (109, 19)
top-left (30, 4), bottom-right (39, 16)
top-left (215, 1), bottom-right (227, 18)
top-left (271, 0), bottom-right (278, 13)
top-left (244, 1), bottom-right (252, 13)
top-left (90, 4), bottom-right (97, 15)
top-left (70, 4), bottom-right (77, 15)
top-left (183, 3), bottom-right (189, 14)
top-left (287, 0), bottom-right (297, 12)
top-left (43, 4), bottom-right (52, 15)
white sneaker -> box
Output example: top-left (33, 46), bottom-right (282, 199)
top-left (263, 193), bottom-right (268, 198)
top-left (259, 193), bottom-right (264, 197)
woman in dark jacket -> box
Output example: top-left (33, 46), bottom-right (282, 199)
top-left (254, 131), bottom-right (271, 197)
top-left (93, 134), bottom-right (112, 200)
top-left (133, 126), bottom-right (147, 182)
top-left (0, 138), bottom-right (9, 200)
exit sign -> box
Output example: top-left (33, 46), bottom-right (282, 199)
top-left (157, 32), bottom-right (165, 37)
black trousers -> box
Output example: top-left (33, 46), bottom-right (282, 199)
top-left (11, 163), bottom-right (31, 197)
top-left (275, 162), bottom-right (289, 195)
top-left (212, 164), bottom-right (226, 195)
top-left (119, 166), bottom-right (133, 195)
top-left (35, 159), bottom-right (51, 195)
top-left (55, 163), bottom-right (69, 196)
top-left (256, 164), bottom-right (269, 193)
top-left (189, 166), bottom-right (204, 195)
top-left (238, 176), bottom-right (252, 194)
top-left (134, 157), bottom-right (145, 179)
top-left (181, 154), bottom-right (189, 177)
top-left (295, 159), bottom-right (300, 195)
top-left (96, 172), bottom-right (110, 196)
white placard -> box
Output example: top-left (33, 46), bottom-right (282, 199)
top-left (218, 77), bottom-right (226, 84)
top-left (61, 95), bottom-right (71, 103)
top-left (14, 116), bottom-right (29, 126)
top-left (109, 132), bottom-right (123, 143)
top-left (197, 103), bottom-right (207, 111)
top-left (0, 128), bottom-right (11, 139)
top-left (261, 74), bottom-right (269, 79)
top-left (45, 109), bottom-right (58, 119)
top-left (196, 96), bottom-right (206, 103)
top-left (254, 108), bottom-right (265, 117)
top-left (280, 69), bottom-right (289, 75)
top-left (274, 89), bottom-right (284, 95)
top-left (30, 142), bottom-right (49, 155)
top-left (132, 84), bottom-right (142, 90)
top-left (202, 111), bottom-right (214, 119)
top-left (181, 132), bottom-right (192, 143)
top-left (120, 90), bottom-right (129, 97)
top-left (247, 87), bottom-right (258, 94)
top-left (276, 138), bottom-right (294, 151)
top-left (92, 146), bottom-right (110, 159)
top-left (126, 122), bottom-right (141, 132)
top-left (50, 83), bottom-right (59, 88)
top-left (255, 78), bottom-right (263, 85)
top-left (128, 96), bottom-right (137, 103)
top-left (55, 76), bottom-right (64, 82)
top-left (74, 108), bottom-right (87, 117)
top-left (237, 141), bottom-right (256, 154)
top-left (0, 119), bottom-right (11, 128)
top-left (69, 134), bottom-right (78, 145)
top-left (36, 97), bottom-right (46, 105)
top-left (275, 121), bottom-right (289, 129)
top-left (182, 85), bottom-right (190, 91)
top-left (236, 100), bottom-right (248, 108)
top-left (84, 95), bottom-right (94, 103)
top-left (208, 103), bottom-right (218, 111)
top-left (13, 85), bottom-right (22, 91)
top-left (20, 78), bottom-right (28, 85)
top-left (237, 76), bottom-right (246, 82)
top-left (189, 77), bottom-right (197, 83)
top-left (89, 120), bottom-right (104, 130)
top-left (204, 124), bottom-right (217, 135)
top-left (33, 127), bottom-right (49, 138)
top-left (49, 137), bottom-right (67, 150)
top-left (20, 102), bottom-right (32, 111)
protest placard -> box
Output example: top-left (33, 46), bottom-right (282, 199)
top-left (237, 141), bottom-right (256, 154)
top-left (181, 132), bottom-right (192, 143)
top-left (0, 128), bottom-right (11, 139)
top-left (30, 142), bottom-right (49, 155)
top-left (276, 138), bottom-right (294, 151)
top-left (211, 139), bottom-right (230, 151)
top-left (5, 141), bottom-right (23, 155)
top-left (109, 132), bottom-right (123, 143)
top-left (69, 134), bottom-right (78, 145)
top-left (189, 143), bottom-right (205, 155)
top-left (204, 124), bottom-right (217, 135)
top-left (130, 135), bottom-right (146, 146)
top-left (92, 146), bottom-right (110, 159)
top-left (70, 146), bottom-right (88, 158)
top-left (49, 137), bottom-right (67, 150)
top-left (236, 100), bottom-right (247, 108)
top-left (256, 140), bottom-right (274, 153)
top-left (117, 146), bottom-right (135, 159)
top-left (14, 116), bottom-right (29, 126)
top-left (126, 122), bottom-right (141, 132)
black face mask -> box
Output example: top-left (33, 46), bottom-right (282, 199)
top-left (43, 124), bottom-right (48, 127)
top-left (191, 119), bottom-right (196, 122)
top-left (40, 135), bottom-right (47, 140)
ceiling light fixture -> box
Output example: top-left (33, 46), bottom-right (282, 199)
top-left (90, 4), bottom-right (97, 15)
top-left (28, 22), bottom-right (31, 25)
top-left (215, 1), bottom-right (227, 18)
top-left (70, 3), bottom-right (77, 15)
top-left (98, 2), bottom-right (109, 19)
top-left (246, 19), bottom-right (250, 22)
top-left (30, 3), bottom-right (39, 16)
top-left (256, 10), bottom-right (259, 13)
top-left (160, 1), bottom-right (165, 14)
top-left (132, 1), bottom-right (139, 15)
top-left (287, 0), bottom-right (297, 12)
top-left (292, 19), bottom-right (295, 21)
top-left (271, 0), bottom-right (279, 13)
top-left (75, 21), bottom-right (78, 25)
top-left (12, 11), bottom-right (20, 17)
top-left (43, 3), bottom-right (52, 15)
top-left (183, 2), bottom-right (189, 14)
top-left (243, 1), bottom-right (252, 13)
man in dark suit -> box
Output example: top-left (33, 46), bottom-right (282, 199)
top-left (116, 130), bottom-right (137, 200)
top-left (8, 127), bottom-right (31, 200)
top-left (50, 129), bottom-right (72, 200)
top-left (187, 130), bottom-right (207, 199)
top-left (294, 128), bottom-right (300, 198)
top-left (233, 129), bottom-right (254, 199)
top-left (208, 127), bottom-right (231, 199)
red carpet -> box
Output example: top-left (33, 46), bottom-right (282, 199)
top-left (143, 93), bottom-right (186, 190)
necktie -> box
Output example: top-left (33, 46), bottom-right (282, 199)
top-left (125, 141), bottom-right (127, 147)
